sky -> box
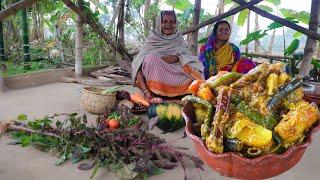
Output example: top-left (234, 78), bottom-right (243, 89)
top-left (197, 0), bottom-right (312, 38)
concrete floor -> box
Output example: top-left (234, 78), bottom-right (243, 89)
top-left (0, 82), bottom-right (320, 180)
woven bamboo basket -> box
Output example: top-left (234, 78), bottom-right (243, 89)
top-left (80, 86), bottom-right (116, 114)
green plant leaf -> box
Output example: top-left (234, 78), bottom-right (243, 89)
top-left (293, 31), bottom-right (303, 38)
top-left (267, 21), bottom-right (283, 30)
top-left (265, 0), bottom-right (281, 6)
top-left (182, 7), bottom-right (193, 22)
top-left (164, 0), bottom-right (192, 11)
top-left (55, 153), bottom-right (67, 166)
top-left (90, 164), bottom-right (100, 179)
top-left (258, 5), bottom-right (273, 13)
top-left (284, 39), bottom-right (300, 56)
top-left (18, 114), bottom-right (27, 121)
top-left (21, 136), bottom-right (30, 147)
top-left (225, 0), bottom-right (233, 5)
top-left (116, 163), bottom-right (138, 180)
top-left (237, 9), bottom-right (249, 26)
top-left (240, 30), bottom-right (268, 45)
top-left (311, 59), bottom-right (320, 69)
top-left (280, 8), bottom-right (310, 24)
top-left (80, 146), bottom-right (92, 154)
top-left (10, 131), bottom-right (26, 139)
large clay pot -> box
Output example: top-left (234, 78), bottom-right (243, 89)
top-left (182, 102), bottom-right (320, 179)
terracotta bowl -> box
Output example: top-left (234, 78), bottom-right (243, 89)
top-left (182, 102), bottom-right (320, 179)
top-left (304, 93), bottom-right (320, 106)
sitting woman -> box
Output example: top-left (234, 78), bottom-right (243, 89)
top-left (199, 20), bottom-right (256, 79)
top-left (131, 10), bottom-right (204, 102)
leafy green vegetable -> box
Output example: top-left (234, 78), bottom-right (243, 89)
top-left (18, 114), bottom-right (27, 121)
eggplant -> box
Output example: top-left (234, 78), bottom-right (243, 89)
top-left (267, 77), bottom-right (303, 111)
top-left (223, 138), bottom-right (244, 152)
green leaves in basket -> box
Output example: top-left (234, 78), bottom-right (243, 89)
top-left (101, 86), bottom-right (123, 95)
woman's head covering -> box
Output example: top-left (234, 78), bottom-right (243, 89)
top-left (152, 10), bottom-right (180, 40)
top-left (131, 10), bottom-right (204, 83)
top-left (212, 20), bottom-right (231, 37)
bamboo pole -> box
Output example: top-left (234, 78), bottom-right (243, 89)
top-left (0, 0), bottom-right (38, 21)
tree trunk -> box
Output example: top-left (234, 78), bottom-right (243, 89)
top-left (245, 10), bottom-right (251, 53)
top-left (117, 0), bottom-right (125, 47)
top-left (144, 0), bottom-right (151, 37)
top-left (21, 8), bottom-right (31, 61)
top-left (62, 0), bottom-right (131, 60)
top-left (299, 0), bottom-right (320, 77)
top-left (108, 2), bottom-right (120, 33)
top-left (268, 29), bottom-right (276, 54)
top-left (0, 0), bottom-right (6, 61)
top-left (189, 0), bottom-right (201, 56)
top-left (75, 0), bottom-right (83, 77)
top-left (218, 0), bottom-right (225, 15)
top-left (55, 25), bottom-right (65, 62)
top-left (254, 13), bottom-right (260, 53)
top-left (32, 3), bottom-right (38, 40)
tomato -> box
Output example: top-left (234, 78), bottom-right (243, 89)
top-left (108, 119), bottom-right (120, 129)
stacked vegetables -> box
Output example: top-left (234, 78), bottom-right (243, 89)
top-left (183, 63), bottom-right (320, 158)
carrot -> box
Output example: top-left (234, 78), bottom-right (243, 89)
top-left (130, 93), bottom-right (150, 107)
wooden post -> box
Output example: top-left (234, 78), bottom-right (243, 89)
top-left (189, 0), bottom-right (201, 56)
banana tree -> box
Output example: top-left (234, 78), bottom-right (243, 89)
top-left (230, 0), bottom-right (281, 52)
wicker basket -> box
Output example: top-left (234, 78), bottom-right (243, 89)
top-left (80, 86), bottom-right (116, 114)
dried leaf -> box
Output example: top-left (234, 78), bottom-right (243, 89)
top-left (116, 163), bottom-right (138, 180)
top-left (78, 162), bottom-right (95, 170)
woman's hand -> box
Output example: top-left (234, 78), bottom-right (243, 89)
top-left (161, 54), bottom-right (179, 64)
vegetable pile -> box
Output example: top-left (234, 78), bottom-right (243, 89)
top-left (0, 112), bottom-right (203, 179)
top-left (183, 63), bottom-right (320, 158)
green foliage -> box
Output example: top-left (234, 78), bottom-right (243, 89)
top-left (7, 113), bottom-right (203, 179)
top-left (240, 30), bottom-right (268, 45)
top-left (165, 0), bottom-right (193, 11)
top-left (311, 59), bottom-right (320, 69)
top-left (240, 18), bottom-right (299, 46)
top-left (2, 60), bottom-right (56, 77)
top-left (293, 31), bottom-right (303, 38)
top-left (237, 9), bottom-right (249, 26)
top-left (265, 0), bottom-right (281, 6)
top-left (280, 8), bottom-right (310, 24)
top-left (284, 39), bottom-right (300, 56)
top-left (18, 114), bottom-right (27, 121)
top-left (257, 5), bottom-right (273, 13)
